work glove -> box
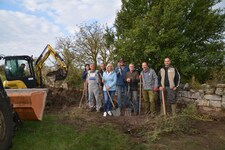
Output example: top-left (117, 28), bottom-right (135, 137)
top-left (139, 75), bottom-right (142, 79)
top-left (153, 86), bottom-right (159, 91)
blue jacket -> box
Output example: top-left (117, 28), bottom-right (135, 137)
top-left (102, 71), bottom-right (117, 91)
top-left (82, 70), bottom-right (88, 81)
top-left (115, 66), bottom-right (129, 86)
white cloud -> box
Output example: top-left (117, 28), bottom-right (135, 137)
top-left (0, 0), bottom-right (122, 60)
top-left (0, 10), bottom-right (62, 57)
top-left (18, 0), bottom-right (122, 33)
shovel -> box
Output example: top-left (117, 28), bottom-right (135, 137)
top-left (106, 90), bottom-right (121, 117)
top-left (79, 82), bottom-right (86, 108)
top-left (125, 84), bottom-right (131, 116)
top-left (139, 78), bottom-right (142, 115)
top-left (161, 88), bottom-right (167, 119)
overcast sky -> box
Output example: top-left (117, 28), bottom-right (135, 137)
top-left (0, 0), bottom-right (224, 58)
top-left (0, 0), bottom-right (121, 58)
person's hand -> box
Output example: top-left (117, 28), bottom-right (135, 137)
top-left (102, 79), bottom-right (104, 83)
top-left (153, 86), bottom-right (158, 91)
top-left (106, 86), bottom-right (110, 91)
top-left (118, 68), bottom-right (122, 75)
top-left (173, 87), bottom-right (177, 91)
top-left (126, 78), bottom-right (130, 82)
top-left (159, 86), bottom-right (163, 91)
top-left (139, 75), bottom-right (142, 79)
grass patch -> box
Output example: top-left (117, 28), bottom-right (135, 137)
top-left (12, 114), bottom-right (146, 150)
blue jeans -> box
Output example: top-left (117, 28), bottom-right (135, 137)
top-left (128, 91), bottom-right (138, 113)
top-left (117, 85), bottom-right (127, 109)
top-left (103, 91), bottom-right (115, 112)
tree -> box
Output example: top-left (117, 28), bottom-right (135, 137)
top-left (55, 37), bottom-right (83, 88)
top-left (74, 22), bottom-right (115, 67)
top-left (115, 0), bottom-right (225, 82)
top-left (99, 26), bottom-right (116, 65)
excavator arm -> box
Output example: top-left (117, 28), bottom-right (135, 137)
top-left (35, 44), bottom-right (68, 87)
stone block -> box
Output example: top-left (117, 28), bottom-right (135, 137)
top-left (183, 83), bottom-right (189, 90)
top-left (222, 95), bottom-right (225, 102)
top-left (201, 84), bottom-right (208, 88)
top-left (210, 100), bottom-right (222, 108)
top-left (180, 97), bottom-right (194, 102)
top-left (182, 91), bottom-right (191, 98)
top-left (216, 84), bottom-right (225, 88)
top-left (204, 95), bottom-right (222, 101)
top-left (215, 88), bottom-right (224, 95)
top-left (191, 92), bottom-right (204, 99)
top-left (204, 88), bottom-right (215, 94)
top-left (190, 89), bottom-right (195, 93)
top-left (196, 99), bottom-right (210, 106)
top-left (222, 102), bottom-right (225, 109)
top-left (177, 91), bottom-right (182, 97)
top-left (201, 106), bottom-right (214, 111)
top-left (198, 89), bottom-right (204, 94)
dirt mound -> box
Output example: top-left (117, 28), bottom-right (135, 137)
top-left (45, 87), bottom-right (82, 111)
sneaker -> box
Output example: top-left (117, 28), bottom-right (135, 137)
top-left (107, 111), bottom-right (112, 116)
top-left (103, 112), bottom-right (107, 117)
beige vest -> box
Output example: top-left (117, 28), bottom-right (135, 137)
top-left (160, 67), bottom-right (175, 89)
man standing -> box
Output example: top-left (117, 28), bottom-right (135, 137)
top-left (124, 63), bottom-right (139, 115)
top-left (115, 59), bottom-right (129, 110)
top-left (158, 57), bottom-right (180, 115)
top-left (86, 63), bottom-right (102, 112)
top-left (140, 62), bottom-right (158, 115)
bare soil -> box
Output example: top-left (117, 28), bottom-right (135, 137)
top-left (45, 88), bottom-right (225, 149)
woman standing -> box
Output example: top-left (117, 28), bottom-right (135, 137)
top-left (102, 64), bottom-right (117, 117)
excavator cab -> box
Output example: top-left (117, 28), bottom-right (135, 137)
top-left (4, 55), bottom-right (37, 88)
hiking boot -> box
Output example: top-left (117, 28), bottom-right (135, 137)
top-left (88, 107), bottom-right (94, 112)
top-left (145, 111), bottom-right (150, 115)
top-left (134, 112), bottom-right (138, 116)
top-left (150, 111), bottom-right (156, 118)
top-left (108, 111), bottom-right (112, 116)
top-left (103, 112), bottom-right (107, 117)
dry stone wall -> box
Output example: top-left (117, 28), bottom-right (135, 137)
top-left (177, 84), bottom-right (225, 111)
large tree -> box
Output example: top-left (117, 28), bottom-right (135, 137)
top-left (74, 22), bottom-right (115, 67)
top-left (115, 0), bottom-right (225, 82)
top-left (55, 37), bottom-right (83, 87)
top-left (55, 22), bottom-right (116, 87)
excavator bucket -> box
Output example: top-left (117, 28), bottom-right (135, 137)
top-left (5, 88), bottom-right (48, 121)
top-left (46, 68), bottom-right (67, 81)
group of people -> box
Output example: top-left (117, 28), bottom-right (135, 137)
top-left (81, 57), bottom-right (180, 117)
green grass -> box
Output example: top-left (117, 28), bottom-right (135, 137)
top-left (12, 115), bottom-right (146, 150)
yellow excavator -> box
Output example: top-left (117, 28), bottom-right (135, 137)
top-left (0, 44), bottom-right (68, 149)
top-left (3, 44), bottom-right (68, 89)
top-left (1, 44), bottom-right (68, 120)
